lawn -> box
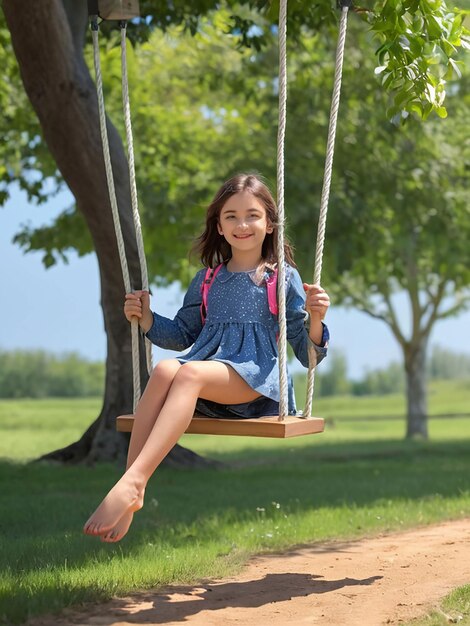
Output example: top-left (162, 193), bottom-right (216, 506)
top-left (0, 379), bottom-right (469, 625)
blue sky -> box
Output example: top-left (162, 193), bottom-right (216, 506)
top-left (1, 186), bottom-right (469, 378)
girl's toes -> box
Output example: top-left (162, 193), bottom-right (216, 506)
top-left (88, 522), bottom-right (103, 536)
top-left (101, 530), bottom-right (119, 543)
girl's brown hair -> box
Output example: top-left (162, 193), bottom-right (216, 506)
top-left (194, 173), bottom-right (296, 269)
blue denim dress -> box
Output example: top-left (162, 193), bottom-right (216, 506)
top-left (146, 264), bottom-right (329, 418)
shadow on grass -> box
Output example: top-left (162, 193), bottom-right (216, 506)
top-left (218, 435), bottom-right (470, 467)
top-left (0, 437), bottom-right (469, 624)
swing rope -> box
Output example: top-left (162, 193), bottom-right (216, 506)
top-left (276, 0), bottom-right (289, 419)
top-left (120, 22), bottom-right (153, 376)
top-left (276, 0), bottom-right (350, 419)
top-left (92, 16), bottom-right (154, 412)
top-left (91, 19), bottom-right (141, 412)
top-left (303, 2), bottom-right (350, 418)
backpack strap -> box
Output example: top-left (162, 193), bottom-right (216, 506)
top-left (201, 263), bottom-right (279, 325)
top-left (200, 263), bottom-right (223, 324)
top-left (266, 268), bottom-right (278, 316)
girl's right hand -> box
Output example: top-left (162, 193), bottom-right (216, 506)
top-left (124, 291), bottom-right (153, 333)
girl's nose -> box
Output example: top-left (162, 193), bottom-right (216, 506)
top-left (237, 220), bottom-right (249, 230)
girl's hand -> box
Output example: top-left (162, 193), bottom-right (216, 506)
top-left (124, 291), bottom-right (153, 333)
top-left (303, 283), bottom-right (330, 321)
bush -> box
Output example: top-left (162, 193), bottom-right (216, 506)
top-left (0, 349), bottom-right (104, 398)
top-left (427, 345), bottom-right (470, 380)
top-left (351, 362), bottom-right (404, 396)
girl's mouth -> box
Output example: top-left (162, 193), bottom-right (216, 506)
top-left (234, 234), bottom-right (252, 239)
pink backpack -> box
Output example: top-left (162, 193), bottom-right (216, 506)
top-left (200, 263), bottom-right (278, 324)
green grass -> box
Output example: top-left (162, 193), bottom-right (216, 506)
top-left (406, 584), bottom-right (470, 625)
top-left (294, 377), bottom-right (470, 419)
top-left (0, 381), bottom-right (469, 625)
top-left (0, 397), bottom-right (101, 462)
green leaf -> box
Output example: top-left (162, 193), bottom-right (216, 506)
top-left (449, 58), bottom-right (462, 79)
top-left (426, 14), bottom-right (444, 40)
top-left (394, 85), bottom-right (414, 107)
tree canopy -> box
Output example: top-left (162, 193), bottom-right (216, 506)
top-left (1, 0), bottom-right (469, 210)
top-left (1, 0), bottom-right (469, 449)
top-left (4, 3), bottom-right (469, 286)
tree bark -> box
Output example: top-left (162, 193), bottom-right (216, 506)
top-left (404, 338), bottom-right (429, 439)
top-left (3, 0), bottom-right (208, 467)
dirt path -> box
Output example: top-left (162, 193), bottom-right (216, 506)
top-left (33, 519), bottom-right (470, 626)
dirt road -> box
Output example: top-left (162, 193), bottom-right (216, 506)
top-left (31, 519), bottom-right (470, 626)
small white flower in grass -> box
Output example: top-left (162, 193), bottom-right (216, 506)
top-left (151, 498), bottom-right (159, 508)
top-left (272, 502), bottom-right (281, 509)
top-left (265, 533), bottom-right (273, 538)
top-left (256, 507), bottom-right (265, 512)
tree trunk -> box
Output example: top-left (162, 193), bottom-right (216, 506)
top-left (3, 0), bottom-right (208, 467)
top-left (404, 338), bottom-right (429, 439)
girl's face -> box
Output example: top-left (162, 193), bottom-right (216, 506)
top-left (217, 191), bottom-right (273, 254)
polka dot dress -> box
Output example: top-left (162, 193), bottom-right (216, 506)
top-left (146, 264), bottom-right (328, 418)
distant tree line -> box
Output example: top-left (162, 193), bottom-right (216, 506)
top-left (300, 345), bottom-right (470, 398)
top-left (0, 345), bottom-right (469, 399)
top-left (0, 350), bottom-right (104, 398)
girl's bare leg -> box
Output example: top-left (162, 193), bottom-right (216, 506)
top-left (126, 359), bottom-right (182, 470)
top-left (85, 359), bottom-right (181, 539)
top-left (84, 361), bottom-right (260, 538)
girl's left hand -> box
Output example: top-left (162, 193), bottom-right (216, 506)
top-left (303, 283), bottom-right (330, 320)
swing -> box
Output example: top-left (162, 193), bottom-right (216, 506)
top-left (88, 0), bottom-right (350, 438)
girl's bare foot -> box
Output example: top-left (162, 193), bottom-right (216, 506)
top-left (83, 473), bottom-right (145, 536)
top-left (100, 511), bottom-right (135, 543)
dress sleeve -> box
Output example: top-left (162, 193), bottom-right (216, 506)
top-left (145, 269), bottom-right (205, 351)
top-left (285, 267), bottom-right (329, 369)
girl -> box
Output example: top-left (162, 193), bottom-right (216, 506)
top-left (84, 173), bottom-right (330, 542)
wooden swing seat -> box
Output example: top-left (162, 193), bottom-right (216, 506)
top-left (116, 414), bottom-right (324, 438)
top-left (91, 0), bottom-right (140, 21)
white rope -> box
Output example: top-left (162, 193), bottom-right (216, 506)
top-left (276, 0), bottom-right (289, 420)
top-left (120, 24), bottom-right (153, 377)
top-left (91, 20), bottom-right (141, 412)
top-left (304, 5), bottom-right (350, 418)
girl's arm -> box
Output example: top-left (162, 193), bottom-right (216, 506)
top-left (285, 268), bottom-right (330, 369)
top-left (124, 270), bottom-right (205, 351)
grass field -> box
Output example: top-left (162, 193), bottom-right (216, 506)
top-left (0, 379), bottom-right (469, 625)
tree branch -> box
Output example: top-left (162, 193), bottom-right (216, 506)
top-left (420, 279), bottom-right (447, 339)
top-left (434, 297), bottom-right (470, 321)
top-left (340, 281), bottom-right (406, 347)
top-left (382, 289), bottom-right (406, 347)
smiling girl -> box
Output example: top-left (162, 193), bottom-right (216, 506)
top-left (84, 173), bottom-right (330, 542)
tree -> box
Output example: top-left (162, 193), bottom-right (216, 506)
top-left (1, 1), bottom-right (164, 464)
top-left (1, 0), bottom-right (468, 462)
